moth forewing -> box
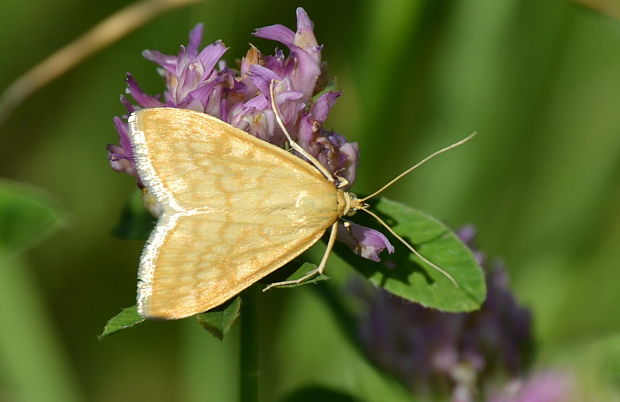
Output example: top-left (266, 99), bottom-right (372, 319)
top-left (128, 108), bottom-right (344, 319)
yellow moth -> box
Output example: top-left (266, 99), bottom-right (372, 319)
top-left (128, 81), bottom-right (474, 319)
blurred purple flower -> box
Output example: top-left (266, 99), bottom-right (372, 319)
top-left (488, 371), bottom-right (573, 402)
top-left (107, 8), bottom-right (393, 262)
top-left (354, 226), bottom-right (536, 401)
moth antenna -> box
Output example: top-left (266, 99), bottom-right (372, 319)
top-left (360, 207), bottom-right (459, 287)
top-left (360, 132), bottom-right (477, 202)
top-left (269, 80), bottom-right (335, 182)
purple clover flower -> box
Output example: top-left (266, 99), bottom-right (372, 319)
top-left (354, 226), bottom-right (536, 401)
top-left (337, 221), bottom-right (394, 262)
top-left (107, 8), bottom-right (393, 262)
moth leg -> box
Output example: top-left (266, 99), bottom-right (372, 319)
top-left (263, 221), bottom-right (339, 291)
top-left (335, 176), bottom-right (349, 189)
top-left (314, 221), bottom-right (339, 276)
top-left (330, 166), bottom-right (349, 189)
top-left (269, 80), bottom-right (335, 183)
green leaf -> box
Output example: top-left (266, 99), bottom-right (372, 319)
top-left (99, 306), bottom-right (145, 339)
top-left (0, 179), bottom-right (64, 254)
top-left (112, 189), bottom-right (156, 240)
top-left (269, 262), bottom-right (329, 289)
top-left (196, 297), bottom-right (242, 340)
top-left (337, 197), bottom-right (486, 312)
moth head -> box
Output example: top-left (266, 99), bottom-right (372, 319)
top-left (346, 192), bottom-right (365, 217)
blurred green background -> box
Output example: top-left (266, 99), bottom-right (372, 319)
top-left (1, 0), bottom-right (620, 401)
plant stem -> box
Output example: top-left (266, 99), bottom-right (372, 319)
top-left (0, 0), bottom-right (203, 126)
top-left (240, 286), bottom-right (259, 402)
